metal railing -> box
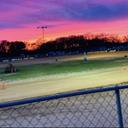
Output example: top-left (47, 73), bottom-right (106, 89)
top-left (0, 84), bottom-right (128, 127)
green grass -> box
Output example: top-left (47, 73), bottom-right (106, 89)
top-left (0, 57), bottom-right (128, 81)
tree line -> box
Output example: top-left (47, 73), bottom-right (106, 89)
top-left (0, 34), bottom-right (128, 60)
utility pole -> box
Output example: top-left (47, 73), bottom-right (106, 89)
top-left (37, 26), bottom-right (47, 43)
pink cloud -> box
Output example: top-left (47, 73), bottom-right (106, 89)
top-left (1, 0), bottom-right (128, 41)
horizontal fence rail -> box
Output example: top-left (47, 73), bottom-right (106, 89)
top-left (0, 84), bottom-right (128, 127)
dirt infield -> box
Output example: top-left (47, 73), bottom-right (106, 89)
top-left (0, 51), bottom-right (128, 103)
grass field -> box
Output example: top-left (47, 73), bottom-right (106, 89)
top-left (0, 51), bottom-right (128, 103)
top-left (0, 57), bottom-right (128, 81)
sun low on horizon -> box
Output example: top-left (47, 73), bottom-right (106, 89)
top-left (0, 0), bottom-right (128, 42)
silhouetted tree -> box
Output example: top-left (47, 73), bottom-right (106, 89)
top-left (8, 41), bottom-right (26, 56)
top-left (0, 40), bottom-right (26, 58)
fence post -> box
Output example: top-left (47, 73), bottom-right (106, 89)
top-left (115, 88), bottom-right (124, 128)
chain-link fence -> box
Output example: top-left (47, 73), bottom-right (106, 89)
top-left (0, 85), bottom-right (128, 127)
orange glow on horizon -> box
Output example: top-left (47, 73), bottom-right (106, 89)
top-left (1, 19), bottom-right (128, 42)
top-left (1, 19), bottom-right (128, 50)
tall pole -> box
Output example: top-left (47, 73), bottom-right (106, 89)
top-left (37, 26), bottom-right (47, 43)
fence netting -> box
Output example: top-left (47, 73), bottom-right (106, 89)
top-left (120, 89), bottom-right (128, 127)
top-left (0, 90), bottom-right (120, 127)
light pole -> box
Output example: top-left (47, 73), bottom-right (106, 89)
top-left (37, 26), bottom-right (47, 43)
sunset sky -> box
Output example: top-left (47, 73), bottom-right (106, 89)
top-left (0, 0), bottom-right (128, 42)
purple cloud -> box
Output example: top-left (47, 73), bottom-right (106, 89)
top-left (0, 0), bottom-right (128, 29)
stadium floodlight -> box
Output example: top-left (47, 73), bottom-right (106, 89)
top-left (37, 26), bottom-right (48, 43)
